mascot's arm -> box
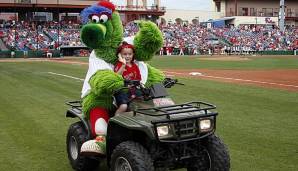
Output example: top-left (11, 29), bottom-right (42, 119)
top-left (110, 12), bottom-right (123, 47)
top-left (89, 70), bottom-right (124, 96)
top-left (146, 64), bottom-right (165, 87)
top-left (134, 21), bottom-right (163, 61)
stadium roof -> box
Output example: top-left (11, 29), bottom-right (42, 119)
top-left (0, 3), bottom-right (165, 15)
top-left (208, 17), bottom-right (235, 22)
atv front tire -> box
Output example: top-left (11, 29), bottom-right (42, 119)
top-left (66, 121), bottom-right (100, 171)
top-left (187, 134), bottom-right (230, 171)
top-left (110, 141), bottom-right (154, 171)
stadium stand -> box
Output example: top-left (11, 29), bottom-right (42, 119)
top-left (0, 20), bottom-right (297, 56)
top-left (0, 0), bottom-right (297, 57)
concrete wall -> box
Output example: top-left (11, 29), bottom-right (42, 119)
top-left (212, 0), bottom-right (226, 15)
top-left (221, 0), bottom-right (226, 16)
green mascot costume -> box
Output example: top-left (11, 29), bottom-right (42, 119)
top-left (79, 0), bottom-right (164, 155)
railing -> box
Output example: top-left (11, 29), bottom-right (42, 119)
top-left (17, 0), bottom-right (32, 4)
top-left (227, 9), bottom-right (298, 18)
top-left (116, 5), bottom-right (166, 12)
top-left (286, 12), bottom-right (298, 18)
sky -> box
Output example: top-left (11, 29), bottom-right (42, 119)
top-left (110, 0), bottom-right (212, 11)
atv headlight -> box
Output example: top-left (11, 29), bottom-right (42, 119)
top-left (157, 125), bottom-right (170, 137)
top-left (199, 119), bottom-right (213, 132)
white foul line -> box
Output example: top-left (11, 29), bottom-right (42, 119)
top-left (47, 72), bottom-right (84, 81)
top-left (202, 75), bottom-right (298, 88)
top-left (164, 71), bottom-right (187, 75)
top-left (47, 71), bottom-right (298, 89)
top-left (163, 71), bottom-right (298, 88)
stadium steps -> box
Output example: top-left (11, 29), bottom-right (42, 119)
top-left (220, 38), bottom-right (233, 46)
top-left (43, 30), bottom-right (55, 41)
top-left (0, 38), bottom-right (8, 50)
top-left (208, 30), bottom-right (233, 46)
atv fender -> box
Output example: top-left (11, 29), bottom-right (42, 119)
top-left (108, 116), bottom-right (155, 140)
top-left (106, 116), bottom-right (155, 166)
top-left (66, 108), bottom-right (92, 139)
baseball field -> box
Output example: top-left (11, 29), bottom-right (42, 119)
top-left (0, 55), bottom-right (297, 171)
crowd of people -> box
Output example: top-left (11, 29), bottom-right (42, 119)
top-left (214, 25), bottom-right (298, 52)
top-left (0, 20), bottom-right (297, 55)
top-left (124, 22), bottom-right (298, 55)
top-left (0, 20), bottom-right (82, 52)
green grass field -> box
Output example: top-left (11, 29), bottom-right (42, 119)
top-left (0, 56), bottom-right (298, 171)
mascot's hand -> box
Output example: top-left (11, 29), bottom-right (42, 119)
top-left (89, 70), bottom-right (124, 96)
top-left (136, 20), bottom-right (152, 29)
top-left (133, 21), bottom-right (163, 61)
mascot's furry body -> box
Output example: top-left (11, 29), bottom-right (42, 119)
top-left (80, 1), bottom-right (164, 154)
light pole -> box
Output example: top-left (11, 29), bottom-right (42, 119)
top-left (57, 0), bottom-right (60, 54)
top-left (14, 0), bottom-right (17, 54)
top-left (279, 0), bottom-right (285, 32)
top-left (36, 0), bottom-right (39, 52)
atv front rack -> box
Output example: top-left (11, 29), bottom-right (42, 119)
top-left (66, 100), bottom-right (82, 109)
top-left (134, 101), bottom-right (217, 119)
top-left (134, 101), bottom-right (218, 143)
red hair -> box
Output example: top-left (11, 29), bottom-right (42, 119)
top-left (116, 42), bottom-right (135, 60)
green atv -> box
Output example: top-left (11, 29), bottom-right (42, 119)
top-left (66, 78), bottom-right (230, 171)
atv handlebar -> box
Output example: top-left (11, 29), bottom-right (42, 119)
top-left (114, 78), bottom-right (183, 99)
top-left (163, 78), bottom-right (184, 88)
top-left (123, 78), bottom-right (183, 90)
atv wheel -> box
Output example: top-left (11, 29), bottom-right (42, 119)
top-left (187, 134), bottom-right (230, 171)
top-left (67, 121), bottom-right (100, 171)
top-left (110, 141), bottom-right (154, 171)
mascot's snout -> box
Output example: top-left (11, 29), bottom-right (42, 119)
top-left (81, 23), bottom-right (107, 49)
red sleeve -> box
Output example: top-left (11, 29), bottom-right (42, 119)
top-left (114, 61), bottom-right (123, 72)
top-left (133, 63), bottom-right (141, 80)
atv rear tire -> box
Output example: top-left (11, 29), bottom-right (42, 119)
top-left (110, 141), bottom-right (154, 171)
top-left (66, 121), bottom-right (100, 171)
top-left (187, 134), bottom-right (230, 171)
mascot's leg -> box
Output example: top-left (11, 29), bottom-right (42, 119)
top-left (90, 107), bottom-right (109, 136)
top-left (80, 107), bottom-right (109, 155)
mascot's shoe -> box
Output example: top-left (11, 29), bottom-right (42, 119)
top-left (80, 135), bottom-right (106, 156)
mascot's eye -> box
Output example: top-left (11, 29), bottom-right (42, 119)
top-left (99, 14), bottom-right (109, 23)
top-left (91, 15), bottom-right (100, 23)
